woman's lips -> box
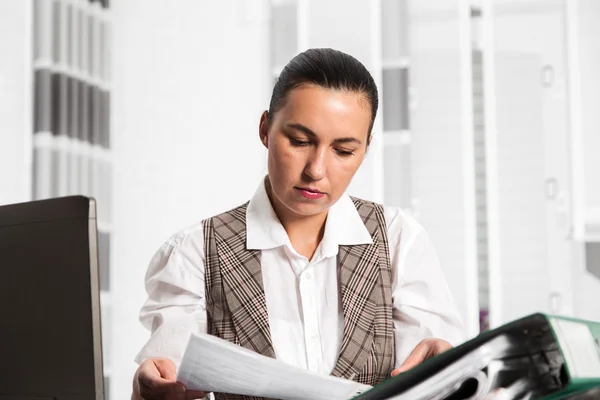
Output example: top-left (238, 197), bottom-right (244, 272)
top-left (295, 187), bottom-right (325, 200)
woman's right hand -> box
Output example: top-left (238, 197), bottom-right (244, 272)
top-left (133, 358), bottom-right (207, 400)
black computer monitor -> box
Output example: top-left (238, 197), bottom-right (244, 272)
top-left (0, 196), bottom-right (105, 400)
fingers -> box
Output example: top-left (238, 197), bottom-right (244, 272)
top-left (391, 339), bottom-right (453, 376)
top-left (185, 390), bottom-right (208, 400)
top-left (153, 358), bottom-right (179, 381)
top-left (391, 343), bottom-right (428, 376)
top-left (139, 379), bottom-right (185, 399)
top-left (137, 358), bottom-right (188, 399)
top-left (136, 358), bottom-right (208, 400)
top-left (138, 360), bottom-right (179, 388)
top-left (432, 339), bottom-right (453, 353)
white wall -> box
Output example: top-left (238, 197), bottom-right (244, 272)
top-left (111, 0), bottom-right (270, 397)
top-left (0, 1), bottom-right (31, 205)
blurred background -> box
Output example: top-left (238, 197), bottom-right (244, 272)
top-left (1, 0), bottom-right (600, 398)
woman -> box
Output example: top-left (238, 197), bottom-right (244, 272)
top-left (132, 48), bottom-right (464, 400)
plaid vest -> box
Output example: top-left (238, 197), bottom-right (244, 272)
top-left (203, 198), bottom-right (395, 400)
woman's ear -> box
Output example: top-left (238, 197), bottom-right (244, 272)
top-left (259, 111), bottom-right (270, 149)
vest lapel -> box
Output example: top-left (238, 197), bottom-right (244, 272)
top-left (212, 204), bottom-right (275, 358)
top-left (331, 200), bottom-right (382, 379)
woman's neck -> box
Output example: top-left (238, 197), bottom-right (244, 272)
top-left (265, 177), bottom-right (328, 260)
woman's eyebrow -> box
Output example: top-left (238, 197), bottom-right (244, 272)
top-left (286, 122), bottom-right (318, 138)
top-left (285, 123), bottom-right (362, 145)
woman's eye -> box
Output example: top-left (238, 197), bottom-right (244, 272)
top-left (335, 148), bottom-right (355, 157)
top-left (290, 137), bottom-right (310, 146)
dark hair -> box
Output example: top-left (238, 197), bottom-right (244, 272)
top-left (268, 48), bottom-right (379, 135)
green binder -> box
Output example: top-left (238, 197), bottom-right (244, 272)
top-left (353, 313), bottom-right (600, 399)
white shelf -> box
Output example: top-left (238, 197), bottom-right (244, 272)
top-left (33, 134), bottom-right (113, 158)
top-left (269, 0), bottom-right (297, 6)
top-left (381, 57), bottom-right (409, 69)
top-left (382, 130), bottom-right (411, 146)
top-left (583, 210), bottom-right (600, 241)
top-left (32, 60), bottom-right (111, 91)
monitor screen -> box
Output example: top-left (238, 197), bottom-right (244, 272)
top-left (0, 196), bottom-right (104, 400)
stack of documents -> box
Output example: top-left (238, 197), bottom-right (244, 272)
top-left (177, 333), bottom-right (371, 400)
top-left (177, 314), bottom-right (600, 399)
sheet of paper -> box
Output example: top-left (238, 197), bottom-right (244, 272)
top-left (176, 333), bottom-right (371, 400)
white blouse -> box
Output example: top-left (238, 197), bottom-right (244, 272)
top-left (136, 180), bottom-right (465, 375)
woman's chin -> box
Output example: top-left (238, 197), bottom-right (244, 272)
top-left (285, 199), bottom-right (329, 217)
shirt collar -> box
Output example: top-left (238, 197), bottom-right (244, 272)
top-left (246, 177), bottom-right (373, 254)
top-left (319, 193), bottom-right (373, 257)
top-left (246, 178), bottom-right (291, 250)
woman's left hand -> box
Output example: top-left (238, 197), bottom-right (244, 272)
top-left (390, 338), bottom-right (453, 377)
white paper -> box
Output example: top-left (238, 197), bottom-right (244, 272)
top-left (176, 333), bottom-right (371, 400)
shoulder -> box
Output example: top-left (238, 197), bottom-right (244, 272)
top-left (381, 205), bottom-right (424, 238)
top-left (159, 221), bottom-right (206, 261)
top-left (203, 201), bottom-right (250, 228)
top-left (382, 205), bottom-right (427, 255)
top-left (347, 197), bottom-right (426, 250)
top-left (376, 206), bottom-right (437, 280)
top-left (348, 197), bottom-right (424, 236)
top-left (143, 220), bottom-right (207, 283)
top-left (163, 201), bottom-right (251, 250)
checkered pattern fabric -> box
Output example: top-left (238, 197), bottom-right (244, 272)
top-left (204, 198), bottom-right (394, 400)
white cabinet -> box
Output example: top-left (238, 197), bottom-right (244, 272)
top-left (566, 0), bottom-right (600, 241)
top-left (565, 0), bottom-right (600, 322)
top-left (480, 0), bottom-right (600, 327)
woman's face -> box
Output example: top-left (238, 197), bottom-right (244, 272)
top-left (259, 84), bottom-right (372, 219)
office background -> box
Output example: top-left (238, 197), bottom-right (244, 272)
top-left (1, 0), bottom-right (599, 398)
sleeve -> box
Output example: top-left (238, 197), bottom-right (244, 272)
top-left (134, 227), bottom-right (208, 369)
top-left (386, 211), bottom-right (466, 367)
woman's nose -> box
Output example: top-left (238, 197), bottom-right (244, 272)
top-left (303, 149), bottom-right (327, 180)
